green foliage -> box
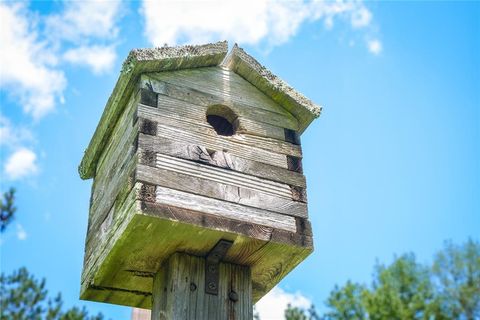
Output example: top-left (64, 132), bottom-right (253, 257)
top-left (1, 188), bottom-right (16, 232)
top-left (362, 254), bottom-right (436, 320)
top-left (282, 239), bottom-right (479, 320)
top-left (432, 239), bottom-right (480, 320)
top-left (284, 304), bottom-right (319, 320)
top-left (0, 268), bottom-right (103, 320)
top-left (323, 281), bottom-right (366, 320)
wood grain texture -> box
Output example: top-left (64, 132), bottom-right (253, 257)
top-left (151, 153), bottom-right (293, 199)
top-left (147, 67), bottom-right (295, 119)
top-left (142, 74), bottom-right (298, 132)
top-left (140, 181), bottom-right (298, 232)
top-left (87, 90), bottom-right (139, 245)
top-left (152, 253), bottom-right (252, 320)
top-left (137, 104), bottom-right (302, 157)
top-left (136, 154), bottom-right (308, 218)
top-left (140, 201), bottom-right (312, 248)
top-left (92, 90), bottom-right (138, 202)
top-left (138, 133), bottom-right (306, 187)
top-left (157, 123), bottom-right (289, 169)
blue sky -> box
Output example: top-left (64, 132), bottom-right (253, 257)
top-left (1, 1), bottom-right (479, 319)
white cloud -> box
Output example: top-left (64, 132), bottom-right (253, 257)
top-left (45, 1), bottom-right (122, 76)
top-left (140, 0), bottom-right (375, 49)
top-left (0, 3), bottom-right (66, 120)
top-left (0, 1), bottom-right (121, 120)
top-left (0, 114), bottom-right (34, 148)
top-left (367, 39), bottom-right (383, 55)
top-left (4, 147), bottom-right (38, 180)
top-left (45, 0), bottom-right (122, 42)
top-left (63, 45), bottom-right (116, 74)
top-left (16, 224), bottom-right (27, 240)
top-left (255, 287), bottom-right (312, 320)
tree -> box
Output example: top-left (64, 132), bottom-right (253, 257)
top-left (1, 188), bottom-right (16, 232)
top-left (432, 239), bottom-right (480, 320)
top-left (282, 239), bottom-right (479, 320)
top-left (0, 267), bottom-right (104, 320)
top-left (362, 254), bottom-right (437, 320)
top-left (284, 304), bottom-right (319, 320)
top-left (322, 281), bottom-right (366, 320)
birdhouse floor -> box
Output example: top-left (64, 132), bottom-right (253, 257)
top-left (80, 187), bottom-right (312, 309)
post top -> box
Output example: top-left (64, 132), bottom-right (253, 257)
top-left (79, 41), bottom-right (322, 179)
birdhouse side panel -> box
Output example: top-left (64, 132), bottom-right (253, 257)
top-left (135, 68), bottom-right (309, 227)
top-left (83, 90), bottom-right (140, 270)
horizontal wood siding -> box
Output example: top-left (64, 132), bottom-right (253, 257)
top-left (147, 67), bottom-right (296, 119)
top-left (88, 105), bottom-right (138, 234)
top-left (136, 179), bottom-right (298, 232)
top-left (137, 104), bottom-right (302, 157)
top-left (137, 133), bottom-right (306, 187)
top-left (143, 75), bottom-right (299, 132)
top-left (135, 150), bottom-right (307, 218)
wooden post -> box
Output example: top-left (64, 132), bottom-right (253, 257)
top-left (151, 252), bottom-right (252, 320)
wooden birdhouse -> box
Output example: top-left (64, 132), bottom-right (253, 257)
top-left (78, 41), bottom-right (321, 317)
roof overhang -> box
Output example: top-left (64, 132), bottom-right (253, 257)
top-left (79, 41), bottom-right (322, 180)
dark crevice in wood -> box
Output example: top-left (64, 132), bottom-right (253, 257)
top-left (132, 108), bottom-right (139, 127)
top-left (138, 183), bottom-right (156, 202)
top-left (140, 149), bottom-right (156, 167)
top-left (287, 156), bottom-right (303, 173)
top-left (124, 269), bottom-right (156, 278)
top-left (140, 201), bottom-right (279, 242)
top-left (290, 185), bottom-right (307, 203)
top-left (284, 129), bottom-right (301, 145)
top-left (89, 284), bottom-right (151, 296)
top-left (132, 133), bottom-right (139, 155)
top-left (295, 217), bottom-right (313, 237)
top-left (140, 88), bottom-right (158, 107)
top-left (139, 118), bottom-right (157, 136)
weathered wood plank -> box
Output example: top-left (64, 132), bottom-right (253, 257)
top-left (138, 133), bottom-right (306, 187)
top-left (154, 93), bottom-right (287, 141)
top-left (136, 163), bottom-right (307, 219)
top-left (138, 183), bottom-right (298, 232)
top-left (147, 67), bottom-right (296, 119)
top-left (235, 118), bottom-right (285, 141)
top-left (152, 253), bottom-right (252, 320)
top-left (89, 154), bottom-right (137, 236)
top-left (249, 241), bottom-right (312, 302)
top-left (91, 89), bottom-right (139, 206)
top-left (140, 201), bottom-right (312, 248)
top-left (156, 123), bottom-right (289, 169)
top-left (86, 90), bottom-right (139, 245)
top-left (85, 159), bottom-right (137, 262)
top-left (142, 74), bottom-right (298, 131)
top-left (137, 104), bottom-right (302, 157)
top-left (149, 152), bottom-right (292, 198)
top-left (82, 185), bottom-right (137, 286)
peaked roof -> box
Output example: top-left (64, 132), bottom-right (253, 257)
top-left (79, 41), bottom-right (322, 179)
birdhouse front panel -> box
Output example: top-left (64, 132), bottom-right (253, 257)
top-left (78, 42), bottom-right (321, 309)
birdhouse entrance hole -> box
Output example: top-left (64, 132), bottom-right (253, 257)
top-left (206, 105), bottom-right (238, 136)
